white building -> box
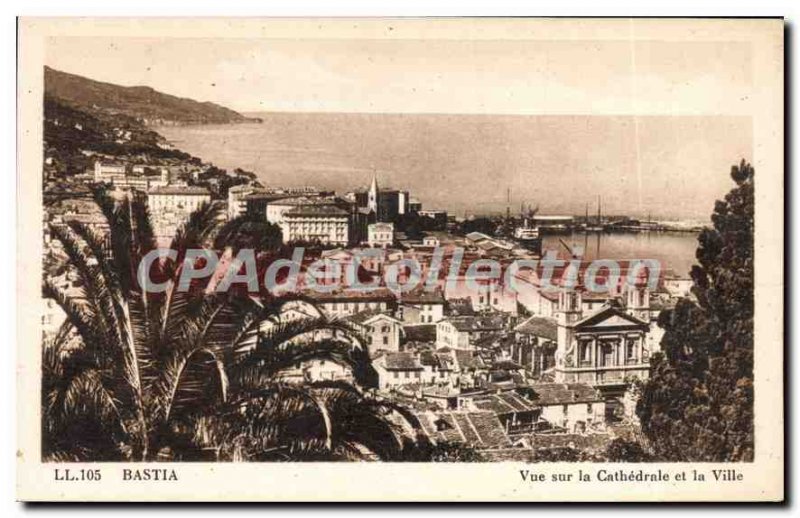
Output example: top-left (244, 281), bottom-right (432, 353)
top-left (348, 311), bottom-right (404, 355)
top-left (531, 383), bottom-right (606, 433)
top-left (435, 315), bottom-right (505, 350)
top-left (280, 204), bottom-right (349, 245)
top-left (227, 184), bottom-right (266, 219)
top-left (147, 186), bottom-right (212, 239)
top-left (372, 352), bottom-right (424, 390)
top-left (367, 222), bottom-right (394, 248)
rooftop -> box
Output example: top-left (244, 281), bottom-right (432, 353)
top-left (530, 383), bottom-right (603, 406)
top-left (382, 352), bottom-right (423, 371)
top-left (514, 316), bottom-right (558, 341)
top-left (148, 186), bottom-right (211, 196)
top-left (284, 204), bottom-right (348, 217)
top-left (472, 391), bottom-right (539, 415)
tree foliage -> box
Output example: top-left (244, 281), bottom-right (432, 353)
top-left (637, 160), bottom-right (754, 462)
top-left (42, 188), bottom-right (423, 461)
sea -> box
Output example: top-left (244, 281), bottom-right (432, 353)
top-left (156, 112), bottom-right (719, 277)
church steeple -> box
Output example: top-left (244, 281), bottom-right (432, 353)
top-left (367, 173), bottom-right (379, 215)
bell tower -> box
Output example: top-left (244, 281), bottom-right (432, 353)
top-left (625, 279), bottom-right (650, 322)
top-left (555, 288), bottom-right (583, 381)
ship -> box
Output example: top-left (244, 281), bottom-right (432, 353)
top-left (513, 203), bottom-right (543, 255)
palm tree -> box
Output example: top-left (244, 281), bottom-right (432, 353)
top-left (42, 188), bottom-right (422, 461)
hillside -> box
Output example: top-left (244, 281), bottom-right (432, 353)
top-left (44, 66), bottom-right (261, 125)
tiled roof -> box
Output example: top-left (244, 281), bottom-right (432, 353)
top-left (530, 383), bottom-right (603, 406)
top-left (400, 288), bottom-right (445, 304)
top-left (472, 391), bottom-right (539, 415)
top-left (454, 350), bottom-right (486, 370)
top-left (403, 324), bottom-right (437, 343)
top-left (416, 411), bottom-right (512, 449)
top-left (419, 350), bottom-right (456, 370)
top-left (446, 315), bottom-right (505, 332)
top-left (383, 352), bottom-right (423, 371)
top-left (514, 316), bottom-right (558, 341)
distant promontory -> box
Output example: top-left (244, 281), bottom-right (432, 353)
top-left (44, 66), bottom-right (262, 126)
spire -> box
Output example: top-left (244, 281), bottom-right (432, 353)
top-left (370, 173), bottom-right (378, 195)
top-left (368, 172), bottom-right (379, 215)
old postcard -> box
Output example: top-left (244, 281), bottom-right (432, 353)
top-left (16, 17), bottom-right (783, 501)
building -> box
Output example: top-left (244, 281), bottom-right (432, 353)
top-left (354, 174), bottom-right (410, 222)
top-left (367, 222), bottom-right (394, 248)
top-left (93, 161), bottom-right (169, 191)
top-left (399, 288), bottom-right (446, 324)
top-left (513, 316), bottom-right (558, 377)
top-left (147, 186), bottom-right (212, 239)
top-left (372, 351), bottom-right (424, 390)
top-left (436, 315), bottom-right (506, 350)
top-left (280, 204), bottom-right (349, 245)
top-left (348, 311), bottom-right (404, 355)
top-left (553, 285), bottom-right (651, 405)
top-left (303, 289), bottom-right (397, 319)
top-left (417, 209), bottom-right (448, 230)
top-left (416, 410), bottom-right (512, 449)
top-left (529, 383), bottom-right (606, 432)
top-left (228, 184), bottom-right (267, 219)
top-left (471, 391), bottom-right (540, 435)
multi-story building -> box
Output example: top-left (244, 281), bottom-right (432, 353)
top-left (435, 315), bottom-right (506, 350)
top-left (372, 351), bottom-right (424, 390)
top-left (228, 184), bottom-right (267, 219)
top-left (348, 311), bottom-right (404, 355)
top-left (367, 222), bottom-right (394, 248)
top-left (399, 288), bottom-right (445, 324)
top-left (279, 204), bottom-right (349, 245)
top-left (553, 284), bottom-right (651, 403)
top-left (303, 288), bottom-right (397, 319)
top-left (93, 161), bottom-right (169, 191)
top-left (147, 186), bottom-right (212, 239)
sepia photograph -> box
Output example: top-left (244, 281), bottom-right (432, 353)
top-left (16, 16), bottom-right (784, 501)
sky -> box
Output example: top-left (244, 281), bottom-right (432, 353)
top-left (46, 36), bottom-right (753, 116)
top-left (46, 33), bottom-right (754, 220)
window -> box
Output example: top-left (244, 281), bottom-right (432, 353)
top-left (562, 404), bottom-right (569, 414)
top-left (587, 403), bottom-right (593, 413)
top-left (580, 341), bottom-right (591, 362)
top-left (626, 339), bottom-right (637, 360)
top-left (404, 371), bottom-right (409, 379)
top-left (382, 336), bottom-right (388, 346)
